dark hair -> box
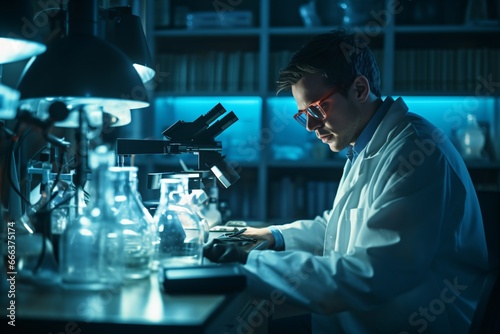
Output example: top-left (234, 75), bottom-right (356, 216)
top-left (276, 28), bottom-right (381, 97)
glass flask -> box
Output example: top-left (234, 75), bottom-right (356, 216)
top-left (130, 169), bottom-right (158, 271)
top-left (171, 174), bottom-right (209, 243)
top-left (17, 177), bottom-right (52, 235)
top-left (49, 180), bottom-right (77, 263)
top-left (200, 180), bottom-right (222, 229)
top-left (15, 179), bottom-right (51, 277)
top-left (456, 113), bottom-right (486, 160)
top-left (109, 166), bottom-right (154, 280)
top-left (153, 178), bottom-right (204, 269)
top-left (188, 189), bottom-right (211, 242)
top-left (59, 146), bottom-right (124, 290)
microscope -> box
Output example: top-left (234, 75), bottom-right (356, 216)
top-left (115, 102), bottom-right (240, 226)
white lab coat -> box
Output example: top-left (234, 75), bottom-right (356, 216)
top-left (244, 97), bottom-right (490, 333)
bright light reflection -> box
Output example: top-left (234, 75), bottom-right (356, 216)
top-left (115, 195), bottom-right (127, 202)
top-left (0, 37), bottom-right (46, 64)
top-left (79, 228), bottom-right (93, 237)
top-left (133, 63), bottom-right (155, 83)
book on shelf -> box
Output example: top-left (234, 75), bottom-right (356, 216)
top-left (242, 52), bottom-right (257, 91)
top-left (156, 43), bottom-right (499, 94)
top-left (156, 51), bottom-right (259, 93)
top-left (393, 48), bottom-right (500, 92)
top-left (214, 52), bottom-right (225, 91)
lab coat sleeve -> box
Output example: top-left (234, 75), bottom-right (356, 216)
top-left (244, 140), bottom-right (473, 314)
top-left (271, 210), bottom-right (329, 254)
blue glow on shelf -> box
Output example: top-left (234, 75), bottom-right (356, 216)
top-left (399, 96), bottom-right (494, 134)
top-left (267, 95), bottom-right (496, 141)
top-left (266, 96), bottom-right (316, 144)
top-left (155, 95), bottom-right (496, 163)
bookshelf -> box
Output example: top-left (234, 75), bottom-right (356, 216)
top-left (140, 0), bottom-right (500, 224)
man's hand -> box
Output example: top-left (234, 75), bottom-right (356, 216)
top-left (240, 227), bottom-right (276, 249)
top-left (203, 239), bottom-right (249, 264)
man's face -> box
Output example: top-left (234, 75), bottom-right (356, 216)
top-left (291, 73), bottom-right (364, 152)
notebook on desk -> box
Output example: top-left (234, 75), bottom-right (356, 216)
top-left (161, 263), bottom-right (246, 294)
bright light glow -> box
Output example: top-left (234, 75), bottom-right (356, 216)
top-left (79, 228), bottom-right (93, 237)
top-left (114, 195), bottom-right (127, 202)
top-left (133, 63), bottom-right (155, 83)
top-left (0, 37), bottom-right (46, 64)
top-left (91, 208), bottom-right (101, 217)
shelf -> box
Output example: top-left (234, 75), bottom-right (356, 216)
top-left (154, 91), bottom-right (261, 98)
top-left (267, 160), bottom-right (346, 168)
top-left (154, 28), bottom-right (261, 37)
top-left (394, 24), bottom-right (500, 33)
top-left (268, 26), bottom-right (386, 35)
top-left (389, 91), bottom-right (500, 97)
top-left (154, 25), bottom-right (430, 37)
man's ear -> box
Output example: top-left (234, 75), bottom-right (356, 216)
top-left (353, 76), bottom-right (370, 103)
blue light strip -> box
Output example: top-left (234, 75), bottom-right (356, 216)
top-left (267, 95), bottom-right (496, 141)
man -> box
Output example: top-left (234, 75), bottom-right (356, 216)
top-left (204, 29), bottom-right (490, 333)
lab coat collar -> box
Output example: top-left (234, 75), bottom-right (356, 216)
top-left (348, 97), bottom-right (394, 163)
top-left (363, 97), bottom-right (409, 159)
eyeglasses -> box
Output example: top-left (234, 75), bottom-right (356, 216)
top-left (293, 87), bottom-right (340, 127)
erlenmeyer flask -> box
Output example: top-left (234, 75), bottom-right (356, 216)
top-left (109, 166), bottom-right (154, 280)
top-left (59, 146), bottom-right (124, 290)
top-left (153, 178), bottom-right (204, 269)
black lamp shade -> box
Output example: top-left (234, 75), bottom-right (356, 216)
top-left (17, 33), bottom-right (149, 111)
top-left (105, 7), bottom-right (155, 83)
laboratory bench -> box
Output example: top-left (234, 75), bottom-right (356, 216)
top-left (13, 272), bottom-right (268, 334)
top-left (10, 227), bottom-right (272, 334)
